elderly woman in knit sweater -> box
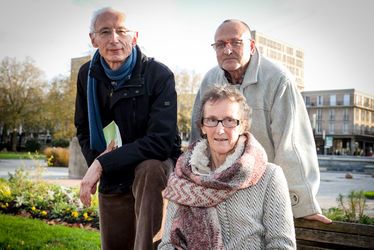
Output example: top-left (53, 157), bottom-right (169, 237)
top-left (158, 85), bottom-right (296, 249)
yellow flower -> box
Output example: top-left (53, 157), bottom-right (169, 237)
top-left (41, 210), bottom-right (48, 216)
top-left (83, 212), bottom-right (88, 219)
top-left (47, 155), bottom-right (54, 166)
top-left (1, 203), bottom-right (7, 209)
top-left (31, 206), bottom-right (36, 211)
top-left (71, 211), bottom-right (79, 218)
top-left (0, 184), bottom-right (11, 197)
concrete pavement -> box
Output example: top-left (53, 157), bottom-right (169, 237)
top-left (0, 159), bottom-right (373, 214)
top-left (0, 159), bottom-right (81, 187)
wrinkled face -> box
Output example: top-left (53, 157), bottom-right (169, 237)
top-left (89, 10), bottom-right (137, 69)
top-left (214, 21), bottom-right (255, 74)
top-left (201, 99), bottom-right (244, 158)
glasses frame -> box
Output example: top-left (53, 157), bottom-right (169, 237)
top-left (202, 117), bottom-right (240, 128)
top-left (93, 28), bottom-right (136, 39)
top-left (211, 38), bottom-right (245, 51)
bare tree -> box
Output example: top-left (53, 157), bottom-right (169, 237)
top-left (0, 57), bottom-right (46, 151)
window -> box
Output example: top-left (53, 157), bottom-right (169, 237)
top-left (316, 121), bottom-right (322, 133)
top-left (305, 96), bottom-right (310, 106)
top-left (296, 59), bottom-right (303, 67)
top-left (329, 109), bottom-right (335, 120)
top-left (317, 96), bottom-right (323, 106)
top-left (286, 47), bottom-right (293, 55)
top-left (344, 94), bottom-right (350, 105)
top-left (311, 113), bottom-right (317, 130)
top-left (329, 122), bottom-right (335, 133)
top-left (361, 110), bottom-right (365, 122)
top-left (330, 95), bottom-right (336, 106)
top-left (364, 97), bottom-right (370, 107)
top-left (296, 50), bottom-right (303, 59)
top-left (343, 108), bottom-right (349, 121)
top-left (343, 122), bottom-right (349, 134)
top-left (317, 109), bottom-right (322, 120)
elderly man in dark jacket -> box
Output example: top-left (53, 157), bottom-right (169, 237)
top-left (75, 7), bottom-right (181, 250)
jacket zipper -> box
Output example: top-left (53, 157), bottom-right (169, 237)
top-left (132, 97), bottom-right (136, 126)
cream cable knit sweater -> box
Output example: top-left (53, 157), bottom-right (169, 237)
top-left (159, 141), bottom-right (296, 249)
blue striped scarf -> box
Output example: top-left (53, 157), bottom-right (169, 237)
top-left (87, 47), bottom-right (137, 152)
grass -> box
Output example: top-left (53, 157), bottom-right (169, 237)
top-left (365, 191), bottom-right (374, 199)
top-left (0, 214), bottom-right (100, 249)
top-left (0, 152), bottom-right (45, 160)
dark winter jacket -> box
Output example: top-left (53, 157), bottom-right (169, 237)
top-left (74, 46), bottom-right (181, 193)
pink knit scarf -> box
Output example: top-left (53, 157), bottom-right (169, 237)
top-left (162, 133), bottom-right (268, 250)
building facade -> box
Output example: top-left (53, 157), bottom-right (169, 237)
top-left (252, 30), bottom-right (305, 91)
top-left (302, 89), bottom-right (374, 156)
top-left (70, 55), bottom-right (91, 85)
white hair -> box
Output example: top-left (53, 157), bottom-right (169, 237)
top-left (89, 7), bottom-right (126, 33)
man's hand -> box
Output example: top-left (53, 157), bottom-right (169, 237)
top-left (303, 213), bottom-right (332, 224)
top-left (80, 140), bottom-right (116, 207)
top-left (80, 159), bottom-right (102, 207)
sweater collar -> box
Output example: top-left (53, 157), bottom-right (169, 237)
top-left (190, 136), bottom-right (246, 175)
top-left (220, 46), bottom-right (261, 89)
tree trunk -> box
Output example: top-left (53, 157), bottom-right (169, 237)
top-left (11, 130), bottom-right (17, 152)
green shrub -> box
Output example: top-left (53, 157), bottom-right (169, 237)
top-left (364, 191), bottom-right (374, 199)
top-left (25, 139), bottom-right (41, 152)
top-left (323, 207), bottom-right (346, 221)
top-left (51, 139), bottom-right (70, 148)
top-left (0, 169), bottom-right (99, 229)
top-left (322, 190), bottom-right (373, 225)
top-left (43, 147), bottom-right (69, 167)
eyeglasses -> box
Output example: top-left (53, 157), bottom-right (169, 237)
top-left (93, 28), bottom-right (136, 39)
top-left (202, 117), bottom-right (240, 128)
top-left (211, 38), bottom-right (244, 50)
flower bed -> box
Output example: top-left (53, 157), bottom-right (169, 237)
top-left (0, 169), bottom-right (99, 229)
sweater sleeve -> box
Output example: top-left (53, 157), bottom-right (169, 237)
top-left (270, 76), bottom-right (321, 218)
top-left (263, 164), bottom-right (296, 249)
top-left (158, 201), bottom-right (177, 250)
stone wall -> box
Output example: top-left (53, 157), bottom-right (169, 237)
top-left (68, 137), bottom-right (88, 179)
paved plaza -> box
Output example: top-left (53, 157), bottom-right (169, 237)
top-left (1, 159), bottom-right (373, 215)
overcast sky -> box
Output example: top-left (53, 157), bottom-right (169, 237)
top-left (0, 0), bottom-right (373, 95)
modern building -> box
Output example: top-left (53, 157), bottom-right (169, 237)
top-left (301, 89), bottom-right (374, 156)
top-left (70, 55), bottom-right (91, 85)
top-left (252, 30), bottom-right (305, 91)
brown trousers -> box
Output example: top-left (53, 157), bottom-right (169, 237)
top-left (99, 159), bottom-right (172, 250)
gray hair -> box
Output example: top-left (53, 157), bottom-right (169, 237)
top-left (197, 85), bottom-right (252, 133)
top-left (89, 7), bottom-right (126, 33)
